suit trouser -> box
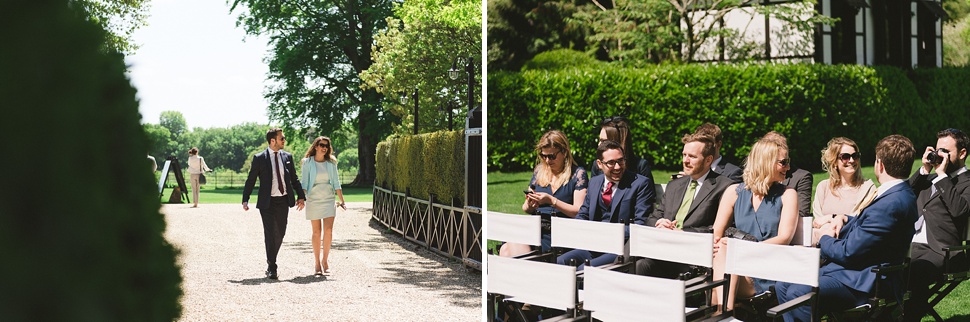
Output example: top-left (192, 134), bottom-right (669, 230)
top-left (776, 274), bottom-right (867, 322)
top-left (904, 243), bottom-right (967, 322)
top-left (556, 249), bottom-right (617, 270)
top-left (259, 196), bottom-right (290, 270)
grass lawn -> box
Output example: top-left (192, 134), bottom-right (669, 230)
top-left (488, 161), bottom-right (970, 320)
top-left (162, 185), bottom-right (375, 204)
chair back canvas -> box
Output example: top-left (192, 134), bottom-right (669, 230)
top-left (487, 254), bottom-right (577, 310)
top-left (487, 211), bottom-right (542, 246)
top-left (725, 239), bottom-right (820, 287)
top-left (789, 216), bottom-right (814, 246)
top-left (630, 224), bottom-right (714, 268)
top-left (551, 217), bottom-right (626, 255)
top-left (584, 266), bottom-right (686, 322)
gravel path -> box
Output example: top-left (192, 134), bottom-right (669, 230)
top-left (162, 202), bottom-right (481, 321)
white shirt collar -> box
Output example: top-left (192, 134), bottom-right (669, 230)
top-left (711, 156), bottom-right (723, 171)
top-left (875, 179), bottom-right (905, 197)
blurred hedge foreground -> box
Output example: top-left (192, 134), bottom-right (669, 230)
top-left (0, 1), bottom-right (182, 321)
top-left (489, 49), bottom-right (970, 173)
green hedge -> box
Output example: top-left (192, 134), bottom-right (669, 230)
top-left (0, 1), bottom-right (182, 320)
top-left (489, 58), bottom-right (970, 173)
top-left (376, 130), bottom-right (466, 203)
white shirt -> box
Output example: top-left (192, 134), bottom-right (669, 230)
top-left (268, 148), bottom-right (287, 197)
top-left (601, 176), bottom-right (618, 201)
top-left (686, 170), bottom-right (710, 199)
top-left (711, 156), bottom-right (723, 172)
top-left (913, 166), bottom-right (968, 243)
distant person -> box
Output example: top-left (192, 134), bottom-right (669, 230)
top-left (711, 137), bottom-right (799, 309)
top-left (763, 131), bottom-right (813, 218)
top-left (301, 136), bottom-right (347, 276)
top-left (148, 154), bottom-right (157, 172)
top-left (186, 147), bottom-right (212, 208)
top-left (499, 130), bottom-right (588, 256)
top-left (811, 137), bottom-right (877, 230)
top-left (242, 128), bottom-right (306, 280)
top-left (589, 116), bottom-right (656, 188)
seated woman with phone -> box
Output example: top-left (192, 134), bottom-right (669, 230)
top-left (499, 130), bottom-right (589, 256)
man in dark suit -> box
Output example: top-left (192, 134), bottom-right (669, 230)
top-left (694, 123), bottom-right (742, 183)
top-left (638, 133), bottom-right (733, 277)
top-left (776, 134), bottom-right (918, 322)
top-left (764, 131), bottom-right (813, 218)
top-left (903, 128), bottom-right (970, 321)
top-left (242, 128), bottom-right (306, 280)
top-left (557, 140), bottom-right (655, 269)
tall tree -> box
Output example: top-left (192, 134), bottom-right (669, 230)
top-left (360, 0), bottom-right (481, 134)
top-left (72, 0), bottom-right (150, 54)
top-left (487, 0), bottom-right (589, 71)
top-left (159, 110), bottom-right (187, 141)
top-left (231, 0), bottom-right (395, 186)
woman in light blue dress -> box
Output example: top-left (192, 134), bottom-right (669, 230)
top-left (301, 136), bottom-right (346, 276)
top-left (711, 136), bottom-right (799, 309)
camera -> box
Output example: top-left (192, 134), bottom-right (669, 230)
top-left (927, 148), bottom-right (948, 165)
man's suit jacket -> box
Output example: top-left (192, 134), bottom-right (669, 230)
top-left (577, 171), bottom-right (655, 234)
top-left (818, 182), bottom-right (918, 294)
top-left (589, 155), bottom-right (657, 195)
top-left (646, 170), bottom-right (733, 230)
top-left (908, 170), bottom-right (970, 263)
top-left (783, 167), bottom-right (813, 218)
top-left (714, 158), bottom-right (743, 183)
top-left (243, 149), bottom-right (306, 209)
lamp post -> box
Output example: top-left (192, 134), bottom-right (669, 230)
top-left (439, 101), bottom-right (454, 130)
top-left (400, 89), bottom-right (418, 134)
top-left (449, 56), bottom-right (476, 114)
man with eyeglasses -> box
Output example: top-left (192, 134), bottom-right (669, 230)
top-left (764, 131), bottom-right (814, 218)
top-left (242, 128), bottom-right (306, 280)
top-left (556, 140), bottom-right (655, 269)
top-left (903, 128), bottom-right (970, 321)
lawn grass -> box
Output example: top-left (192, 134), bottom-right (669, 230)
top-left (162, 185), bottom-right (375, 204)
top-left (487, 161), bottom-right (970, 320)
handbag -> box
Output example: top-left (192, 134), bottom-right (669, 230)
top-left (199, 173), bottom-right (207, 185)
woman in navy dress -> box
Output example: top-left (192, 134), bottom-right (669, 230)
top-left (711, 136), bottom-right (800, 309)
top-left (499, 130), bottom-right (588, 256)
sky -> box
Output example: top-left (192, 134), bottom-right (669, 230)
top-left (126, 0), bottom-right (274, 129)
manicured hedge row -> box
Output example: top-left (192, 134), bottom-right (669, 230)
top-left (0, 1), bottom-right (181, 320)
top-left (488, 58), bottom-right (969, 173)
top-left (376, 130), bottom-right (466, 204)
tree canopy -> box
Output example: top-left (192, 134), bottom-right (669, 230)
top-left (230, 0), bottom-right (397, 185)
top-left (72, 0), bottom-right (150, 54)
top-left (360, 0), bottom-right (482, 134)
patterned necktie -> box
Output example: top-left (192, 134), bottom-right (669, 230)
top-left (274, 152), bottom-right (285, 195)
top-left (674, 180), bottom-right (698, 229)
top-left (602, 181), bottom-right (614, 208)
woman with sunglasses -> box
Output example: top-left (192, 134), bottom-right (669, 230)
top-left (711, 137), bottom-right (799, 309)
top-left (811, 137), bottom-right (877, 229)
top-left (499, 130), bottom-right (588, 257)
top-left (301, 136), bottom-right (346, 276)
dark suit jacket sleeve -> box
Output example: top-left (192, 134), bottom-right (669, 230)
top-left (934, 174), bottom-right (970, 219)
top-left (646, 178), bottom-right (678, 227)
top-left (286, 154), bottom-right (306, 200)
top-left (795, 171), bottom-right (813, 218)
top-left (577, 181), bottom-right (594, 221)
top-left (633, 176), bottom-right (654, 227)
top-left (819, 198), bottom-right (896, 267)
top-left (242, 154), bottom-right (260, 203)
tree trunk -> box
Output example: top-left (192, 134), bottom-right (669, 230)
top-left (351, 102), bottom-right (379, 186)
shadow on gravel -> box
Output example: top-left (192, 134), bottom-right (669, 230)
top-left (227, 277), bottom-right (282, 286)
top-left (228, 275), bottom-right (331, 286)
top-left (366, 219), bottom-right (481, 308)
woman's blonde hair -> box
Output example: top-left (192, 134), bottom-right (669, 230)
top-left (304, 136), bottom-right (336, 163)
top-left (821, 137), bottom-right (864, 194)
top-left (742, 138), bottom-right (788, 196)
top-left (533, 130), bottom-right (576, 192)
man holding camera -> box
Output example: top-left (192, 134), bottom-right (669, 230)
top-left (904, 128), bottom-right (970, 321)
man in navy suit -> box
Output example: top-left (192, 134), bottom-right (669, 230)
top-left (556, 140), bottom-right (655, 268)
top-left (776, 134), bottom-right (918, 322)
top-left (243, 128), bottom-right (306, 280)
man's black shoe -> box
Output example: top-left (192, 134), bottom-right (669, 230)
top-left (265, 270), bottom-right (278, 280)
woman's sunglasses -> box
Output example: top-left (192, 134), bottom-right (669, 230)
top-left (839, 152), bottom-right (861, 161)
top-left (539, 152), bottom-right (559, 161)
top-left (318, 143), bottom-right (331, 148)
top-left (777, 158), bottom-right (791, 166)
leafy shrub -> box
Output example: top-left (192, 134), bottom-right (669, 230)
top-left (489, 61), bottom-right (969, 173)
top-left (521, 49), bottom-right (604, 72)
top-left (0, 1), bottom-right (182, 320)
top-left (376, 130), bottom-right (465, 203)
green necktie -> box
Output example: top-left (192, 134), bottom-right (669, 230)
top-left (674, 180), bottom-right (697, 229)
